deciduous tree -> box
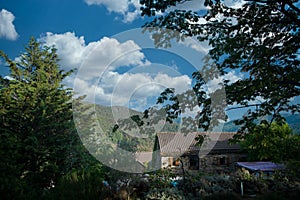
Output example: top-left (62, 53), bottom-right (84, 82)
top-left (140, 0), bottom-right (300, 140)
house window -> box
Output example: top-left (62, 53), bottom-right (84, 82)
top-left (172, 158), bottom-right (180, 166)
top-left (189, 155), bottom-right (199, 170)
top-left (220, 157), bottom-right (226, 165)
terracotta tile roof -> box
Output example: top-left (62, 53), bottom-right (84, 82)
top-left (157, 132), bottom-right (240, 157)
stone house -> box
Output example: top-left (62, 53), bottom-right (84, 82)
top-left (156, 132), bottom-right (245, 173)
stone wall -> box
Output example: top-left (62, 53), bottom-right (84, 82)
top-left (161, 153), bottom-right (246, 174)
top-left (199, 153), bottom-right (245, 173)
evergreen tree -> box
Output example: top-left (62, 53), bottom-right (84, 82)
top-left (0, 38), bottom-right (78, 198)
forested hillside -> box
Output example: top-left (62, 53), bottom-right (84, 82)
top-left (93, 104), bottom-right (300, 153)
top-left (94, 104), bottom-right (300, 134)
top-left (223, 114), bottom-right (300, 134)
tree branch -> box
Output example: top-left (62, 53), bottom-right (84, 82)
top-left (244, 0), bottom-right (300, 26)
top-left (276, 80), bottom-right (300, 87)
top-left (226, 104), bottom-right (262, 111)
top-left (279, 2), bottom-right (300, 26)
top-left (283, 0), bottom-right (300, 14)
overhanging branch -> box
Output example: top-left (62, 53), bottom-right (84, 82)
top-left (226, 104), bottom-right (262, 111)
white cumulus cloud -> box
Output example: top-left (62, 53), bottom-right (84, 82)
top-left (68, 71), bottom-right (192, 109)
top-left (41, 32), bottom-right (149, 79)
top-left (168, 0), bottom-right (245, 13)
top-left (224, 0), bottom-right (246, 8)
top-left (207, 71), bottom-right (243, 93)
top-left (84, 0), bottom-right (141, 23)
top-left (172, 0), bottom-right (207, 12)
top-left (40, 32), bottom-right (192, 110)
top-left (0, 9), bottom-right (18, 40)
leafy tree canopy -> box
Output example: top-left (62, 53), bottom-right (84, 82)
top-left (139, 0), bottom-right (300, 140)
top-left (240, 121), bottom-right (300, 162)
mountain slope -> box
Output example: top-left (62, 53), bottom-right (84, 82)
top-left (92, 104), bottom-right (300, 152)
top-left (223, 114), bottom-right (300, 134)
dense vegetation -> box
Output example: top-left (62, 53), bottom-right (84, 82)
top-left (0, 0), bottom-right (300, 199)
top-left (140, 0), bottom-right (300, 140)
top-left (0, 38), bottom-right (106, 199)
top-left (139, 0), bottom-right (300, 167)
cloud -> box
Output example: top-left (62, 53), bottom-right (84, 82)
top-left (207, 71), bottom-right (243, 93)
top-left (107, 72), bottom-right (191, 108)
top-left (83, 0), bottom-right (245, 23)
top-left (41, 32), bottom-right (149, 79)
top-left (66, 71), bottom-right (192, 111)
top-left (41, 32), bottom-right (90, 69)
top-left (70, 70), bottom-right (192, 109)
top-left (84, 0), bottom-right (141, 23)
top-left (0, 9), bottom-right (18, 40)
top-left (40, 32), bottom-right (192, 110)
top-left (224, 0), bottom-right (246, 8)
top-left (168, 0), bottom-right (245, 13)
top-left (173, 0), bottom-right (208, 12)
top-left (180, 37), bottom-right (210, 54)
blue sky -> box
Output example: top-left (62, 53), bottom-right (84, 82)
top-left (0, 0), bottom-right (264, 122)
top-left (0, 0), bottom-right (145, 58)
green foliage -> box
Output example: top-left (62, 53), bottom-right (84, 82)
top-left (256, 190), bottom-right (300, 200)
top-left (140, 0), bottom-right (300, 139)
top-left (257, 193), bottom-right (287, 200)
top-left (0, 38), bottom-right (84, 198)
top-left (95, 104), bottom-right (179, 152)
top-left (50, 164), bottom-right (106, 200)
top-left (203, 193), bottom-right (240, 200)
top-left (285, 160), bottom-right (300, 179)
top-left (177, 172), bottom-right (205, 195)
top-left (238, 121), bottom-right (300, 162)
top-left (140, 0), bottom-right (183, 16)
top-left (148, 169), bottom-right (176, 189)
top-left (145, 188), bottom-right (185, 200)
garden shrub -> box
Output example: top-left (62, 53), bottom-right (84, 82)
top-left (145, 188), bottom-right (185, 200)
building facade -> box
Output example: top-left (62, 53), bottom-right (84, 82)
top-left (156, 132), bottom-right (245, 173)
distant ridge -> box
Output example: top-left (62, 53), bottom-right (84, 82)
top-left (223, 114), bottom-right (300, 134)
top-left (92, 104), bottom-right (299, 151)
top-left (93, 104), bottom-right (300, 134)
